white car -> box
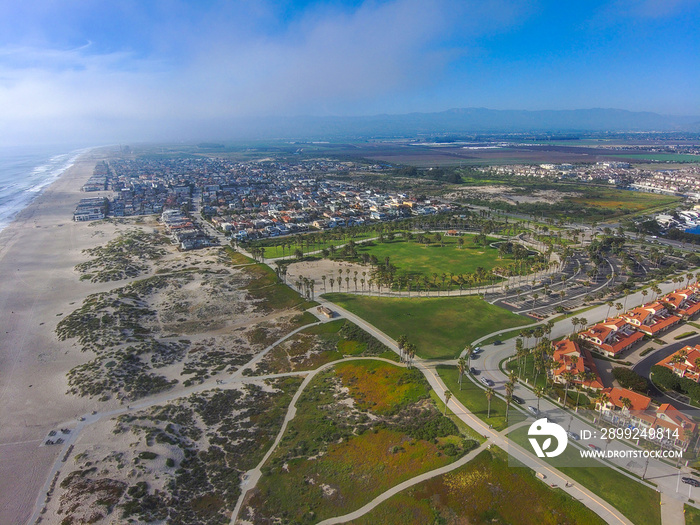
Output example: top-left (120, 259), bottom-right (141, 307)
top-left (479, 377), bottom-right (494, 387)
top-left (527, 406), bottom-right (540, 416)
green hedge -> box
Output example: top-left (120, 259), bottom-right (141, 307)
top-left (612, 367), bottom-right (649, 393)
top-left (651, 365), bottom-right (700, 402)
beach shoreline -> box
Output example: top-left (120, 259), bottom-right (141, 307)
top-left (0, 147), bottom-right (116, 525)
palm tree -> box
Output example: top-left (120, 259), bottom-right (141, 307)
top-left (534, 385), bottom-right (546, 411)
top-left (457, 358), bottom-right (467, 390)
top-left (485, 387), bottom-right (495, 418)
top-left (561, 371), bottom-right (575, 407)
top-left (464, 344), bottom-right (474, 367)
top-left (505, 393), bottom-right (513, 425)
top-left (396, 334), bottom-right (408, 362)
top-left (444, 390), bottom-right (452, 415)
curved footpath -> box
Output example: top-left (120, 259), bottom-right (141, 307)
top-left (314, 298), bottom-right (634, 525)
top-left (28, 240), bottom-right (700, 525)
top-left (27, 319), bottom-right (325, 525)
top-left (229, 356), bottom-right (404, 525)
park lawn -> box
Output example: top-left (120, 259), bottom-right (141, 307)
top-left (356, 235), bottom-right (513, 284)
top-left (685, 504), bottom-right (700, 524)
top-left (509, 426), bottom-right (661, 525)
top-left (348, 448), bottom-right (606, 525)
top-left (324, 293), bottom-right (531, 359)
top-left (248, 360), bottom-right (474, 523)
top-left (438, 365), bottom-right (526, 431)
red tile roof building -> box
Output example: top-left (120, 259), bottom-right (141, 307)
top-left (662, 286), bottom-right (700, 319)
top-left (656, 345), bottom-right (700, 382)
top-left (621, 302), bottom-right (681, 336)
top-left (596, 386), bottom-right (651, 413)
top-left (579, 317), bottom-right (645, 357)
top-left (550, 339), bottom-right (604, 390)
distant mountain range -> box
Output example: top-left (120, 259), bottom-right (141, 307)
top-left (239, 108), bottom-right (700, 139)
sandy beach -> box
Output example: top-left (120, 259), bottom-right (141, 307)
top-left (0, 149), bottom-right (114, 524)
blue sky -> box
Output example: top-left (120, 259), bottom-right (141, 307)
top-left (0, 0), bottom-right (698, 144)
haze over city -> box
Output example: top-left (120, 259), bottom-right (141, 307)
top-left (1, 0), bottom-right (699, 145)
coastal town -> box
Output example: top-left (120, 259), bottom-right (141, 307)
top-left (73, 157), bottom-right (448, 246)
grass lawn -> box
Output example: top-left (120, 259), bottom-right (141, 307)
top-left (354, 235), bottom-right (514, 285)
top-left (348, 448), bottom-right (606, 525)
top-left (323, 293), bottom-right (531, 359)
top-left (685, 504), bottom-right (700, 524)
top-left (438, 365), bottom-right (526, 431)
top-left (509, 426), bottom-right (661, 525)
top-left (247, 360), bottom-right (476, 523)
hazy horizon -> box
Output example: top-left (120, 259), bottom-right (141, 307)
top-left (1, 0), bottom-right (699, 146)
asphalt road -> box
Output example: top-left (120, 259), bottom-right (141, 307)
top-left (632, 333), bottom-right (700, 409)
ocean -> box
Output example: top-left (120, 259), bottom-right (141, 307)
top-left (0, 145), bottom-right (88, 233)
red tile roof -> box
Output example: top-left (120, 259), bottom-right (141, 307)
top-left (601, 387), bottom-right (651, 411)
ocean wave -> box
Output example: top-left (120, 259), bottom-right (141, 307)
top-left (0, 147), bottom-right (87, 232)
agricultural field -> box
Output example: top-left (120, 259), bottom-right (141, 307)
top-left (43, 378), bottom-right (302, 525)
top-left (348, 448), bottom-right (606, 525)
top-left (240, 360), bottom-right (478, 523)
top-left (611, 153), bottom-right (700, 162)
top-left (508, 426), bottom-right (662, 525)
top-left (250, 319), bottom-right (398, 375)
top-left (323, 294), bottom-right (531, 359)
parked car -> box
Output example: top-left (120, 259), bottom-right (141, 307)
top-left (493, 340), bottom-right (503, 345)
top-left (511, 395), bottom-right (524, 405)
top-left (682, 477), bottom-right (700, 487)
top-left (472, 347), bottom-right (482, 354)
top-left (470, 367), bottom-right (480, 375)
top-left (527, 406), bottom-right (539, 416)
top-left (588, 444), bottom-right (601, 451)
top-left (567, 431), bottom-right (580, 441)
top-left (479, 377), bottom-right (494, 387)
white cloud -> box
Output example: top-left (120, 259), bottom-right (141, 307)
top-left (0, 0), bottom-right (521, 144)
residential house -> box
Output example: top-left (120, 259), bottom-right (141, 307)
top-left (550, 339), bottom-right (604, 390)
top-left (579, 317), bottom-right (645, 357)
top-left (621, 302), bottom-right (681, 336)
top-left (662, 287), bottom-right (700, 320)
top-left (656, 345), bottom-right (700, 382)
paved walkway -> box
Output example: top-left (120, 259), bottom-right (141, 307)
top-left (229, 356), bottom-right (405, 525)
top-left (661, 492), bottom-right (686, 525)
top-left (316, 441), bottom-right (492, 525)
